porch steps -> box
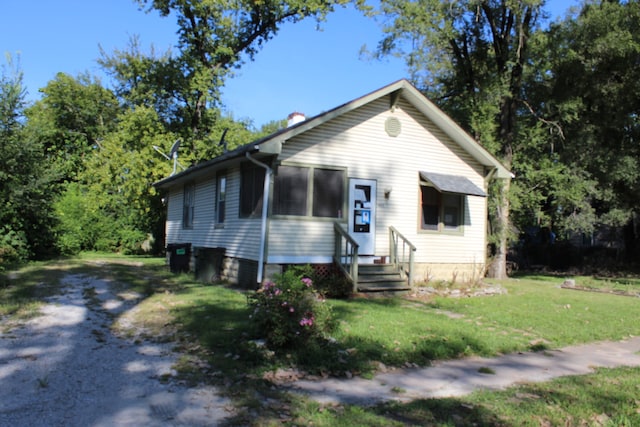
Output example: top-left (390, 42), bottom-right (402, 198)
top-left (357, 264), bottom-right (410, 293)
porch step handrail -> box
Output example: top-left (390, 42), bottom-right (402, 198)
top-left (333, 221), bottom-right (359, 292)
top-left (389, 226), bottom-right (416, 286)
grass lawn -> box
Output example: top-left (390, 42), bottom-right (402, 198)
top-left (2, 254), bottom-right (640, 426)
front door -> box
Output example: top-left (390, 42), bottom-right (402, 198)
top-left (348, 178), bottom-right (377, 256)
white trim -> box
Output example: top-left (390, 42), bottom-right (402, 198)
top-left (267, 255), bottom-right (333, 264)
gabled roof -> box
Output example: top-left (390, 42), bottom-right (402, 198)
top-left (154, 79), bottom-right (511, 189)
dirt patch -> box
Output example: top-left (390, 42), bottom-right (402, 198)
top-left (406, 283), bottom-right (507, 302)
top-left (560, 279), bottom-right (640, 298)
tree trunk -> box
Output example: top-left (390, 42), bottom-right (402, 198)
top-left (487, 177), bottom-right (511, 279)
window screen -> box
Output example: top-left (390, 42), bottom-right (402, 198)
top-left (240, 163), bottom-right (265, 218)
top-left (273, 165), bottom-right (308, 215)
top-left (313, 168), bottom-right (344, 218)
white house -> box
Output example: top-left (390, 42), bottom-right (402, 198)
top-left (153, 79), bottom-right (511, 290)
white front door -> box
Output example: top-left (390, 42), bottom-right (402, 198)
top-left (348, 178), bottom-right (377, 256)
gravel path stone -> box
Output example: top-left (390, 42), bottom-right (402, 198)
top-left (0, 274), bottom-right (232, 427)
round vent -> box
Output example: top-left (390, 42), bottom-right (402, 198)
top-left (385, 116), bottom-right (401, 137)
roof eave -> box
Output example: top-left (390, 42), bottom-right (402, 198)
top-left (152, 143), bottom-right (260, 189)
top-left (398, 83), bottom-right (512, 179)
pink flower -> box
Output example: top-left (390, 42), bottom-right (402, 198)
top-left (263, 281), bottom-right (275, 290)
top-left (289, 307), bottom-right (295, 313)
top-left (299, 316), bottom-right (314, 327)
top-left (301, 277), bottom-right (313, 288)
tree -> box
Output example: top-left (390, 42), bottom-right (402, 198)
top-left (373, 0), bottom-right (546, 277)
top-left (538, 0), bottom-right (640, 259)
top-left (76, 106), bottom-right (177, 253)
top-left (98, 36), bottom-right (184, 130)
top-left (24, 73), bottom-right (120, 183)
top-left (0, 56), bottom-right (58, 264)
top-left (135, 0), bottom-right (358, 159)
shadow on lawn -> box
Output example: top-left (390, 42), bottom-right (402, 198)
top-left (378, 398), bottom-right (506, 427)
top-left (164, 285), bottom-right (499, 381)
top-left (331, 297), bottom-right (495, 370)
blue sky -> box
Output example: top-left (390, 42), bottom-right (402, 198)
top-left (2, 0), bottom-right (576, 128)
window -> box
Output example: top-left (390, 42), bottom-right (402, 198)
top-left (216, 173), bottom-right (226, 224)
top-left (273, 165), bottom-right (344, 218)
top-left (183, 182), bottom-right (195, 228)
top-left (313, 168), bottom-right (344, 217)
top-left (273, 165), bottom-right (308, 215)
top-left (240, 163), bottom-right (265, 218)
top-left (421, 186), bottom-right (439, 230)
top-left (420, 185), bottom-right (463, 232)
top-left (442, 194), bottom-right (461, 230)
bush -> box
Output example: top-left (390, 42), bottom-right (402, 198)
top-left (248, 265), bottom-right (335, 349)
top-left (0, 227), bottom-right (29, 269)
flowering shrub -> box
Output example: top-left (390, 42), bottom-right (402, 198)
top-left (248, 265), bottom-right (335, 349)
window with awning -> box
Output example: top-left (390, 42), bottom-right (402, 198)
top-left (419, 171), bottom-right (486, 197)
top-left (419, 171), bottom-right (484, 232)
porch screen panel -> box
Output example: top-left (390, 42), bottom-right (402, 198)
top-left (273, 165), bottom-right (308, 216)
top-left (312, 168), bottom-right (344, 218)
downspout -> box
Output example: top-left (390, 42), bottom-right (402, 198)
top-left (245, 152), bottom-right (272, 285)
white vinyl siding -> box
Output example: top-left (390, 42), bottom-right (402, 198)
top-left (267, 221), bottom-right (336, 262)
top-left (165, 94), bottom-right (488, 268)
top-left (268, 97), bottom-right (487, 265)
top-left (165, 167), bottom-right (263, 261)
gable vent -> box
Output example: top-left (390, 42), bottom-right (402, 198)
top-left (385, 116), bottom-right (401, 137)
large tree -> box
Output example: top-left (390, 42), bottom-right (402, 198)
top-left (134, 0), bottom-right (358, 159)
top-left (0, 57), bottom-right (58, 263)
top-left (373, 0), bottom-right (546, 277)
top-left (538, 0), bottom-right (640, 259)
top-left (24, 73), bottom-right (120, 184)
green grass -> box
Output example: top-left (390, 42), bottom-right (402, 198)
top-left (433, 277), bottom-right (640, 347)
top-left (3, 255), bottom-right (640, 426)
top-left (0, 260), bottom-right (72, 322)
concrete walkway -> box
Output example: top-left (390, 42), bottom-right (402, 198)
top-left (287, 336), bottom-right (640, 405)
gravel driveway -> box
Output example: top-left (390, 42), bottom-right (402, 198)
top-left (0, 274), bottom-right (232, 426)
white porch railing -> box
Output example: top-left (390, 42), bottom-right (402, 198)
top-left (389, 226), bottom-right (416, 286)
top-left (333, 221), bottom-right (359, 292)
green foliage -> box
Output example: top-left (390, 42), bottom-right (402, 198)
top-left (0, 227), bottom-right (28, 268)
top-left (0, 55), bottom-right (59, 265)
top-left (135, 0), bottom-right (354, 147)
top-left (538, 1), bottom-right (640, 233)
top-left (23, 72), bottom-right (120, 183)
top-left (248, 265), bottom-right (336, 349)
top-left (53, 183), bottom-right (126, 254)
top-left (79, 106), bottom-right (174, 253)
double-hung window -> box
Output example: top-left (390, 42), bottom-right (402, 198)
top-left (273, 165), bottom-right (345, 218)
top-left (216, 173), bottom-right (226, 225)
top-left (183, 182), bottom-right (195, 228)
top-left (420, 185), bottom-right (463, 232)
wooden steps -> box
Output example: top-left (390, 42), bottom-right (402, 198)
top-left (357, 263), bottom-right (410, 293)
